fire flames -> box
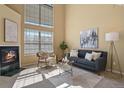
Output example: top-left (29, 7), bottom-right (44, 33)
top-left (4, 51), bottom-right (16, 63)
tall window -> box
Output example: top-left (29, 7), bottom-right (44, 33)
top-left (24, 28), bottom-right (53, 55)
top-left (24, 4), bottom-right (53, 26)
top-left (24, 4), bottom-right (54, 55)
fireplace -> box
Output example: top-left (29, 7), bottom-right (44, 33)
top-left (2, 50), bottom-right (16, 63)
top-left (0, 46), bottom-right (20, 76)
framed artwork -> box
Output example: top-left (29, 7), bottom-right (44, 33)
top-left (4, 19), bottom-right (18, 42)
top-left (80, 28), bottom-right (98, 48)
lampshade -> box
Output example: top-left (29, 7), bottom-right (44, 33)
top-left (105, 32), bottom-right (119, 41)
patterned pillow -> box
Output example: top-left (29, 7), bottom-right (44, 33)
top-left (70, 50), bottom-right (78, 57)
top-left (92, 52), bottom-right (101, 60)
top-left (85, 53), bottom-right (93, 61)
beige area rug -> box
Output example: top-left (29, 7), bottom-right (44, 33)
top-left (1, 65), bottom-right (124, 88)
top-left (12, 67), bottom-right (55, 88)
top-left (94, 78), bottom-right (124, 88)
top-left (48, 67), bottom-right (103, 88)
top-left (12, 66), bottom-right (103, 88)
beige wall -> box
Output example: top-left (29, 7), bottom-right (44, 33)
top-left (0, 5), bottom-right (21, 45)
top-left (65, 4), bottom-right (124, 72)
top-left (5, 4), bottom-right (25, 66)
top-left (0, 5), bottom-right (21, 65)
top-left (54, 4), bottom-right (65, 57)
top-left (6, 4), bottom-right (65, 66)
top-left (5, 4), bottom-right (124, 72)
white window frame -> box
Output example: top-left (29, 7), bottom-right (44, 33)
top-left (24, 4), bottom-right (54, 55)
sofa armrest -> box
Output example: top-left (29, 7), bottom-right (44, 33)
top-left (95, 57), bottom-right (107, 71)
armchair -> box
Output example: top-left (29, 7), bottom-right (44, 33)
top-left (36, 52), bottom-right (57, 68)
top-left (47, 53), bottom-right (56, 66)
top-left (36, 51), bottom-right (49, 67)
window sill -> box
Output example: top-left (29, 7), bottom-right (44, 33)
top-left (25, 22), bottom-right (54, 28)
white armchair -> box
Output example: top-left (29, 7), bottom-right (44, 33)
top-left (36, 51), bottom-right (49, 67)
top-left (47, 53), bottom-right (56, 66)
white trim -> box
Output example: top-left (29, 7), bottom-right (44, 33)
top-left (0, 44), bottom-right (20, 46)
top-left (18, 46), bottom-right (21, 68)
top-left (25, 22), bottom-right (54, 28)
top-left (106, 69), bottom-right (124, 75)
top-left (22, 63), bottom-right (36, 68)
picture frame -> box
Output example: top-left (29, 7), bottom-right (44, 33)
top-left (80, 28), bottom-right (98, 49)
top-left (4, 18), bottom-right (18, 43)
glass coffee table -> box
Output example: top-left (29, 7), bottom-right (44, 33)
top-left (58, 60), bottom-right (74, 76)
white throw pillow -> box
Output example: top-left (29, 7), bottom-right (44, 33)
top-left (85, 53), bottom-right (93, 61)
top-left (70, 50), bottom-right (78, 57)
top-left (92, 52), bottom-right (101, 60)
top-left (70, 49), bottom-right (78, 52)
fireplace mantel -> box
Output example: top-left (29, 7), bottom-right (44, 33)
top-left (0, 45), bottom-right (20, 46)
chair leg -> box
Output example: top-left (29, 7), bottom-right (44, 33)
top-left (37, 61), bottom-right (39, 67)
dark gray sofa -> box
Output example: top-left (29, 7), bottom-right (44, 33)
top-left (68, 50), bottom-right (107, 73)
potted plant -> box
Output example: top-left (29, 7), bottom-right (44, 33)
top-left (59, 41), bottom-right (68, 56)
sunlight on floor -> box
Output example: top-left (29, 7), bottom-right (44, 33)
top-left (44, 68), bottom-right (64, 79)
top-left (13, 67), bottom-right (65, 88)
top-left (19, 67), bottom-right (38, 76)
top-left (13, 67), bottom-right (43, 88)
top-left (56, 83), bottom-right (83, 88)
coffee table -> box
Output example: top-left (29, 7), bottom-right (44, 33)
top-left (58, 60), bottom-right (74, 76)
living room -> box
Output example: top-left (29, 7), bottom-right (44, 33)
top-left (0, 1), bottom-right (124, 90)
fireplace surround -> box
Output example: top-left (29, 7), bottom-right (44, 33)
top-left (0, 46), bottom-right (20, 76)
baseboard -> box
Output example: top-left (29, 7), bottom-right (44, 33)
top-left (106, 69), bottom-right (124, 75)
top-left (21, 63), bottom-right (37, 68)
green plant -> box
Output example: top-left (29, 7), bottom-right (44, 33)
top-left (60, 41), bottom-right (68, 51)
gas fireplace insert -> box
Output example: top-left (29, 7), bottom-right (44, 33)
top-left (0, 46), bottom-right (20, 76)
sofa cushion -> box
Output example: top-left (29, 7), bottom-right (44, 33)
top-left (76, 58), bottom-right (88, 64)
top-left (68, 57), bottom-right (79, 62)
top-left (76, 58), bottom-right (96, 67)
top-left (78, 50), bottom-right (92, 58)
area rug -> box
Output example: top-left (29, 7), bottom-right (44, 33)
top-left (2, 68), bottom-right (25, 77)
top-left (1, 65), bottom-right (124, 88)
top-left (94, 78), bottom-right (124, 88)
top-left (12, 66), bottom-right (103, 88)
top-left (48, 67), bottom-right (103, 88)
top-left (0, 76), bottom-right (17, 88)
top-left (23, 79), bottom-right (55, 88)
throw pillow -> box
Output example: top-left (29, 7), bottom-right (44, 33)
top-left (92, 52), bottom-right (101, 60)
top-left (85, 53), bottom-right (93, 61)
top-left (70, 50), bottom-right (78, 57)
